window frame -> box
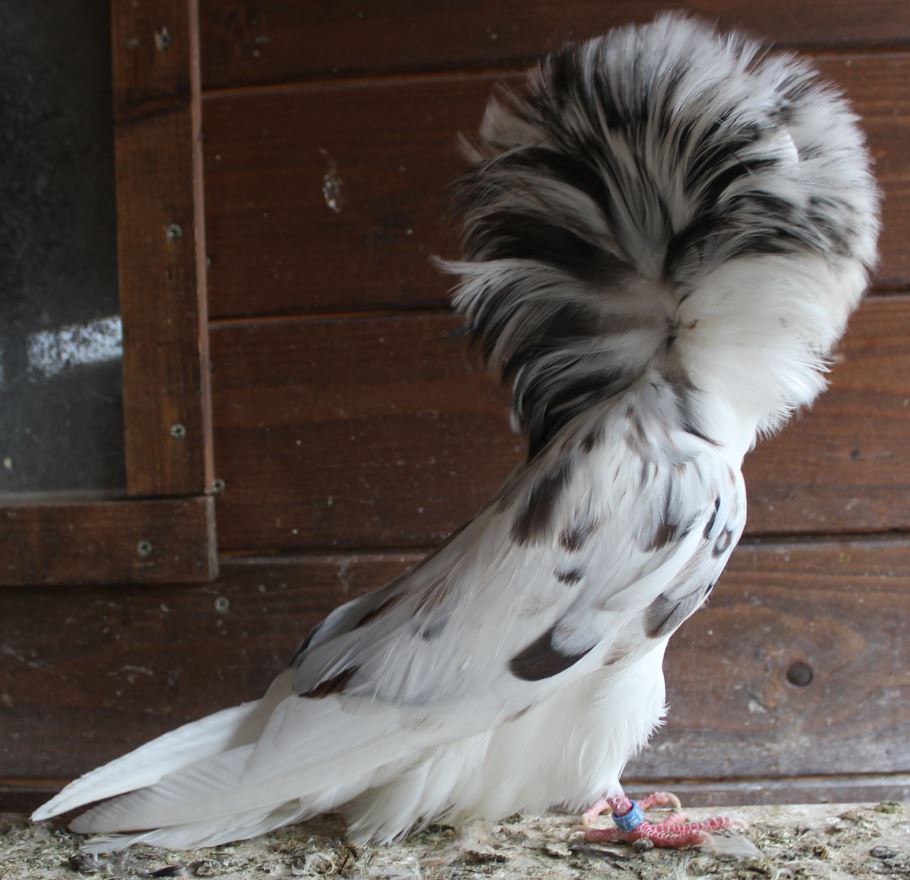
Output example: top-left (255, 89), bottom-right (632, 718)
top-left (0, 0), bottom-right (216, 586)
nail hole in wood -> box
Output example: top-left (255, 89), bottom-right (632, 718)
top-left (786, 661), bottom-right (814, 687)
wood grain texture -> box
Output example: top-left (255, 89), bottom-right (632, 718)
top-left (112, 0), bottom-right (214, 495)
top-left (629, 539), bottom-right (910, 780)
top-left (0, 540), bottom-right (906, 784)
top-left (626, 775), bottom-right (910, 809)
top-left (211, 311), bottom-right (522, 551)
top-left (744, 295), bottom-right (910, 534)
top-left (0, 497), bottom-right (216, 585)
top-left (0, 554), bottom-right (411, 779)
top-left (202, 55), bottom-right (910, 320)
top-left (210, 298), bottom-right (910, 552)
top-left (198, 0), bottom-right (910, 88)
top-left (0, 783), bottom-right (62, 815)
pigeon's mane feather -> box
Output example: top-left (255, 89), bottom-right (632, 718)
top-left (444, 14), bottom-right (878, 456)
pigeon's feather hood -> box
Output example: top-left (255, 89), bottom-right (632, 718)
top-left (445, 13), bottom-right (878, 454)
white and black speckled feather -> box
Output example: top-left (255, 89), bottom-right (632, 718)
top-left (33, 14), bottom-right (878, 851)
top-left (447, 14), bottom-right (877, 454)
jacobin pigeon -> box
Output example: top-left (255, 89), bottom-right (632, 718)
top-left (33, 14), bottom-right (879, 851)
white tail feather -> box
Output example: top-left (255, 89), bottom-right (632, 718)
top-left (32, 670), bottom-right (293, 822)
top-left (67, 695), bottom-right (431, 840)
top-left (81, 799), bottom-right (309, 853)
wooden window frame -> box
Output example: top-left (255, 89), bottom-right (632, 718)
top-left (0, 0), bottom-right (216, 586)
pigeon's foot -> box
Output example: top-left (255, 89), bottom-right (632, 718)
top-left (579, 791), bottom-right (740, 849)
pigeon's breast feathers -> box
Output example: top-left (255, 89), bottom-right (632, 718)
top-left (444, 14), bottom-right (879, 456)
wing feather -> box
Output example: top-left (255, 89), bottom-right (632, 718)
top-left (287, 381), bottom-right (744, 743)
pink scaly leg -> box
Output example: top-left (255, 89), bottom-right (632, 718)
top-left (583, 791), bottom-right (682, 825)
top-left (581, 790), bottom-right (740, 849)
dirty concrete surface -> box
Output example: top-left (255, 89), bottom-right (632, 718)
top-left (1, 802), bottom-right (908, 879)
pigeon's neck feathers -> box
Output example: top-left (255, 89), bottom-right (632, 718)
top-left (449, 249), bottom-right (865, 460)
top-left (676, 252), bottom-right (867, 450)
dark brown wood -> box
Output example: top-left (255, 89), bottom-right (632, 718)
top-left (201, 55), bottom-right (910, 321)
top-left (744, 295), bottom-right (910, 534)
top-left (830, 53), bottom-right (910, 292)
top-left (0, 782), bottom-right (64, 815)
top-left (0, 553), bottom-right (411, 779)
top-left (210, 297), bottom-right (910, 552)
top-left (626, 775), bottom-right (910, 808)
top-left (211, 311), bottom-right (522, 551)
top-left (198, 0), bottom-right (910, 89)
top-left (112, 0), bottom-right (213, 495)
top-left (628, 538), bottom-right (910, 780)
top-left (202, 73), bottom-right (478, 319)
top-left (0, 497), bottom-right (216, 585)
top-left (0, 539), bottom-right (906, 785)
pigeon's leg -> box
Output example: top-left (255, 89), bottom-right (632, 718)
top-left (583, 791), bottom-right (681, 824)
top-left (581, 791), bottom-right (738, 849)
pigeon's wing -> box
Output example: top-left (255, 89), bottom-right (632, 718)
top-left (290, 406), bottom-right (745, 734)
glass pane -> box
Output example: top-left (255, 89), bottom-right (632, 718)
top-left (0, 0), bottom-right (124, 494)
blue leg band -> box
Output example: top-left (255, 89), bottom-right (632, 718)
top-left (612, 799), bottom-right (645, 832)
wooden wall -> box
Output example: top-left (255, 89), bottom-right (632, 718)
top-left (3, 2), bottom-right (910, 810)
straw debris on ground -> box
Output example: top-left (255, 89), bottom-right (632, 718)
top-left (1, 801), bottom-right (907, 879)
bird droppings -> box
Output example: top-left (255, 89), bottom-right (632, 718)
top-left (321, 149), bottom-right (344, 214)
top-left (3, 803), bottom-right (908, 880)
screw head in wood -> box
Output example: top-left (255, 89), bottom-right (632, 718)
top-left (165, 223), bottom-right (183, 240)
top-left (136, 540), bottom-right (153, 558)
top-left (169, 422), bottom-right (186, 439)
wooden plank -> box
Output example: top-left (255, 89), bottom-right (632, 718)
top-left (0, 553), bottom-right (413, 779)
top-left (627, 775), bottom-right (910, 809)
top-left (211, 312), bottom-right (522, 551)
top-left (0, 496), bottom-right (216, 585)
top-left (744, 295), bottom-right (910, 534)
top-left (202, 55), bottom-right (910, 321)
top-left (0, 782), bottom-right (62, 815)
top-left (198, 0), bottom-right (910, 88)
top-left (630, 538), bottom-right (910, 780)
top-left (831, 53), bottom-right (910, 292)
top-left (210, 297), bottom-right (910, 552)
top-left (0, 540), bottom-right (907, 783)
top-left (112, 0), bottom-right (214, 495)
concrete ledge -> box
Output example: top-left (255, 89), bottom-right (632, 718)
top-left (1, 802), bottom-right (907, 879)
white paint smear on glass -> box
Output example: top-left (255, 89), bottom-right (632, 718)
top-left (27, 315), bottom-right (122, 377)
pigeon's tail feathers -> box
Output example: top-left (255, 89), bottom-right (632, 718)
top-left (31, 704), bottom-right (262, 823)
top-left (443, 13), bottom-right (878, 452)
top-left (31, 670), bottom-right (293, 823)
top-left (74, 748), bottom-right (315, 853)
top-left (79, 797), bottom-right (309, 853)
top-left (64, 694), bottom-right (430, 849)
